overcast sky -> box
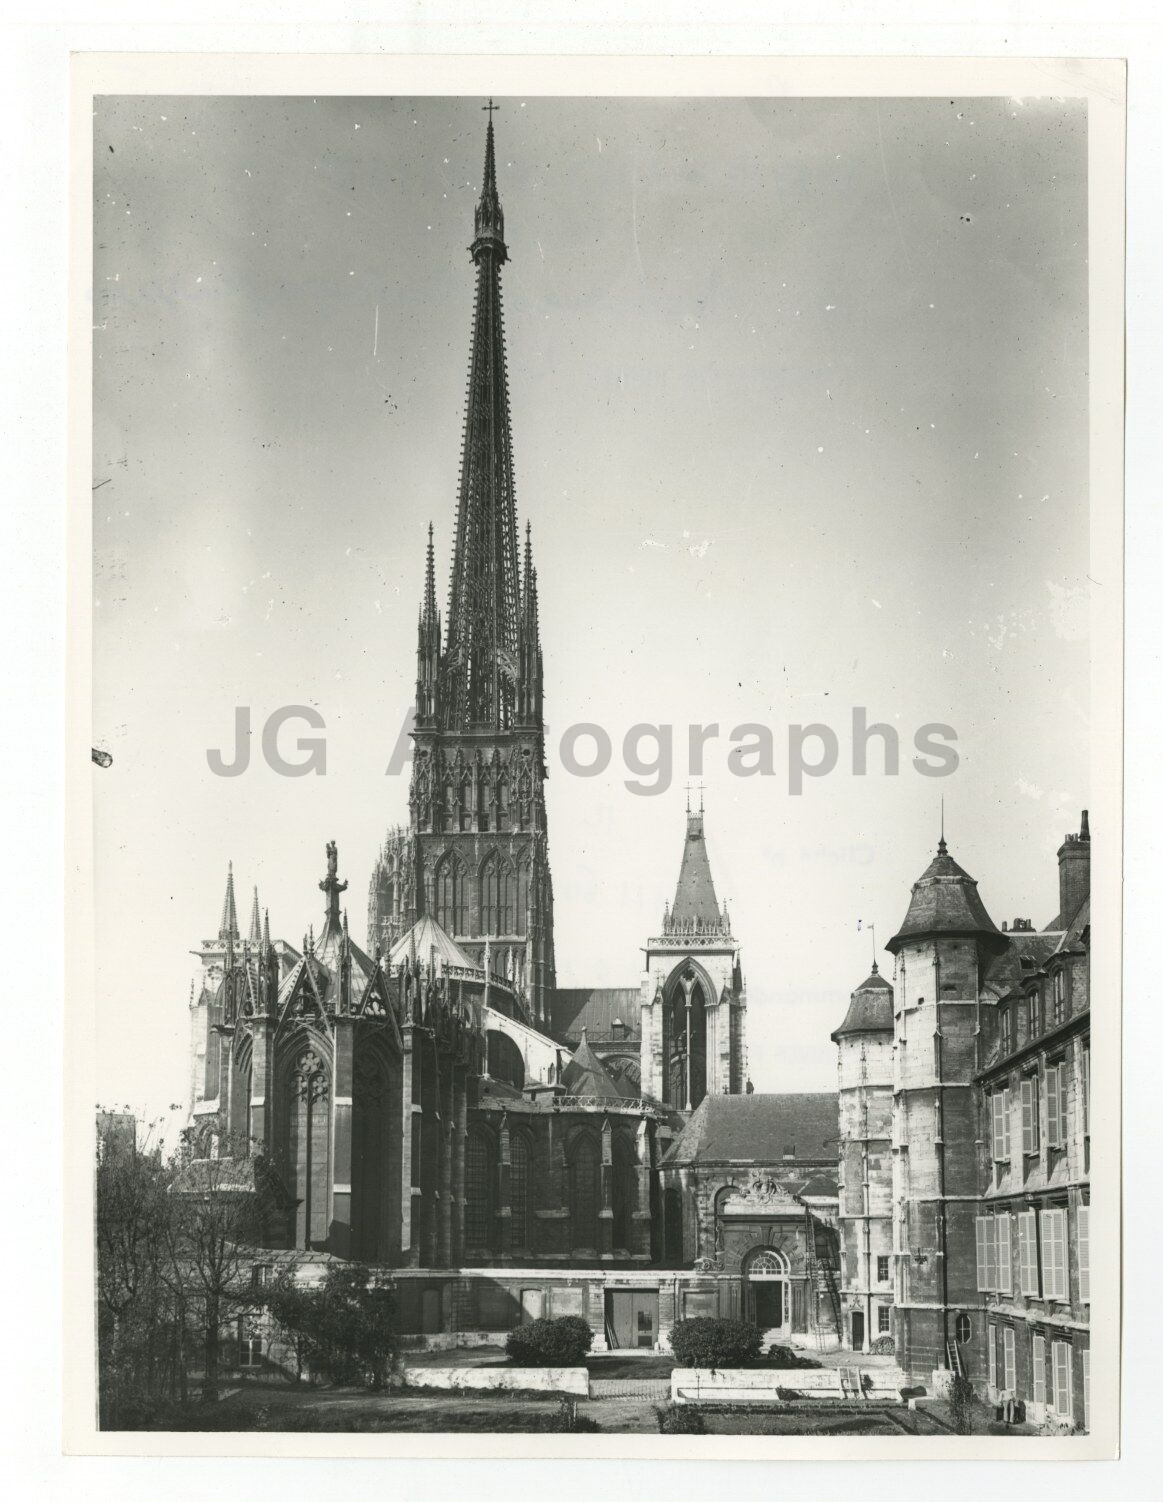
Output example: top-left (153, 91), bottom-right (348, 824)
top-left (92, 94), bottom-right (1088, 1128)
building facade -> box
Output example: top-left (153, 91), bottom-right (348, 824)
top-left (831, 963), bottom-right (895, 1353)
top-left (833, 814), bottom-right (1092, 1427)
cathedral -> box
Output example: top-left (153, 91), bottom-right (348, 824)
top-left (186, 111), bottom-right (841, 1353)
top-left (182, 110), bottom-right (1092, 1418)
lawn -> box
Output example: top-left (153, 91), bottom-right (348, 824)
top-left (111, 1381), bottom-right (585, 1433)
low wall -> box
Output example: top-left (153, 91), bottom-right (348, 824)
top-left (671, 1368), bottom-right (905, 1405)
top-left (402, 1365), bottom-right (590, 1397)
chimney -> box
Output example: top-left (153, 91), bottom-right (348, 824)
top-left (1056, 810), bottom-right (1091, 927)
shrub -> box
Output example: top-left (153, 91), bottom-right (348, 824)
top-left (765, 1344), bottom-right (822, 1370)
top-left (949, 1373), bottom-right (977, 1435)
top-left (504, 1316), bottom-right (593, 1367)
top-left (668, 1317), bottom-right (762, 1370)
top-left (655, 1402), bottom-right (706, 1434)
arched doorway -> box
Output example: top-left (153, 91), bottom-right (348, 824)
top-left (745, 1247), bottom-right (789, 1331)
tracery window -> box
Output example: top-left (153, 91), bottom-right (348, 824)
top-left (568, 1134), bottom-right (599, 1252)
top-left (435, 856), bottom-right (467, 934)
top-left (464, 1128), bottom-right (496, 1253)
top-left (510, 1131), bottom-right (533, 1251)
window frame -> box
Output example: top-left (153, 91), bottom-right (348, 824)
top-left (1032, 1333), bottom-right (1047, 1406)
top-left (1052, 1340), bottom-right (1074, 1420)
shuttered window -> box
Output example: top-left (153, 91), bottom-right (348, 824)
top-left (996, 1213), bottom-right (1013, 1295)
top-left (1021, 1075), bottom-right (1040, 1154)
top-left (1032, 1334), bottom-right (1047, 1405)
top-left (1082, 1348), bottom-right (1090, 1426)
top-left (1018, 1209), bottom-right (1040, 1297)
top-left (1046, 1065), bottom-right (1061, 1148)
top-left (1003, 1325), bottom-right (1017, 1392)
top-left (991, 1089), bottom-right (1011, 1161)
top-left (1078, 1204), bottom-right (1089, 1303)
top-left (1053, 1340), bottom-right (1073, 1419)
top-left (1040, 1208), bottom-right (1068, 1300)
top-left (988, 1324), bottom-right (998, 1389)
top-left (976, 1215), bottom-right (996, 1291)
top-left (1082, 1045), bottom-right (1090, 1135)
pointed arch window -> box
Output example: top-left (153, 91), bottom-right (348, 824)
top-left (464, 1127), bottom-right (496, 1254)
top-left (510, 1131), bottom-right (533, 1251)
top-left (497, 861), bottom-right (514, 934)
top-left (495, 776), bottom-right (509, 832)
top-left (436, 856), bottom-right (467, 935)
top-left (457, 775), bottom-right (471, 833)
top-left (480, 854), bottom-right (498, 934)
top-left (515, 858), bottom-right (530, 937)
top-left (612, 1136), bottom-right (638, 1251)
top-left (568, 1133), bottom-right (600, 1253)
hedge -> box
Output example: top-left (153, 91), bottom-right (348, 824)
top-left (668, 1317), bottom-right (762, 1369)
top-left (504, 1316), bottom-right (593, 1367)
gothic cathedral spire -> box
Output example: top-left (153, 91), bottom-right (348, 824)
top-left (376, 102), bottom-right (556, 1023)
top-left (442, 103), bottom-right (523, 730)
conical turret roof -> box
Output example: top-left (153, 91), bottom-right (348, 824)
top-left (670, 808), bottom-right (723, 928)
top-left (831, 962), bottom-right (894, 1040)
top-left (885, 837), bottom-right (1005, 955)
top-left (561, 1033), bottom-right (626, 1100)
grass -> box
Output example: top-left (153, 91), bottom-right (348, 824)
top-left (107, 1381), bottom-right (583, 1433)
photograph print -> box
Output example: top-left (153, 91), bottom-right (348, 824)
top-left (80, 65), bottom-right (1122, 1450)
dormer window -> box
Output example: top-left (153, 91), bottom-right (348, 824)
top-left (1052, 969), bottom-right (1068, 1026)
top-left (1028, 986), bottom-right (1042, 1037)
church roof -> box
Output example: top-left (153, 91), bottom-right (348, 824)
top-left (885, 838), bottom-right (1005, 955)
top-left (388, 913), bottom-right (476, 973)
top-left (831, 964), bottom-right (895, 1040)
top-left (670, 809), bottom-right (723, 927)
top-left (663, 1092), bottom-right (839, 1167)
top-left (549, 987), bottom-right (640, 1044)
top-left (561, 1036), bottom-right (628, 1100)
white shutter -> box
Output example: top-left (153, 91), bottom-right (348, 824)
top-left (1082, 1046), bottom-right (1090, 1135)
top-left (1019, 1209), bottom-right (1040, 1296)
top-left (1053, 1341), bottom-right (1073, 1419)
top-left (988, 1325), bottom-right (997, 1389)
top-left (976, 1215), bottom-right (990, 1292)
top-left (1078, 1204), bottom-right (1089, 1303)
top-left (1002, 1087), bottom-right (1012, 1159)
top-left (1046, 1067), bottom-right (1061, 1148)
top-left (1021, 1077), bottom-right (1034, 1153)
top-left (1041, 1209), bottom-right (1067, 1301)
top-left (996, 1213), bottom-right (1012, 1295)
top-left (1058, 1062), bottom-right (1070, 1147)
top-left (991, 1091), bottom-right (1002, 1159)
top-left (1003, 1325), bottom-right (1016, 1391)
top-left (1082, 1348), bottom-right (1090, 1426)
top-left (1032, 1334), bottom-right (1047, 1405)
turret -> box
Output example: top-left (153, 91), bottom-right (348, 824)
top-left (1055, 809), bottom-right (1091, 929)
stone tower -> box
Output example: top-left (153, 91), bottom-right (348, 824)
top-left (885, 833), bottom-right (1007, 1382)
top-left (368, 107), bottom-right (555, 1022)
top-left (640, 800), bottom-right (747, 1111)
top-left (832, 959), bottom-right (895, 1353)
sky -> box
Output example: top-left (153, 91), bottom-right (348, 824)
top-left (92, 94), bottom-right (1089, 1129)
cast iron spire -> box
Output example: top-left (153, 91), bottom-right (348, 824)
top-left (443, 102), bottom-right (522, 729)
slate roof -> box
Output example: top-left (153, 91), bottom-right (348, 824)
top-left (981, 929), bottom-right (1063, 1001)
top-left (549, 987), bottom-right (641, 1044)
top-left (886, 839), bottom-right (1006, 954)
top-left (671, 810), bottom-right (723, 926)
top-left (663, 1092), bottom-right (839, 1167)
top-left (561, 1037), bottom-right (629, 1100)
top-left (388, 913), bottom-right (476, 973)
top-left (831, 965), bottom-right (894, 1040)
